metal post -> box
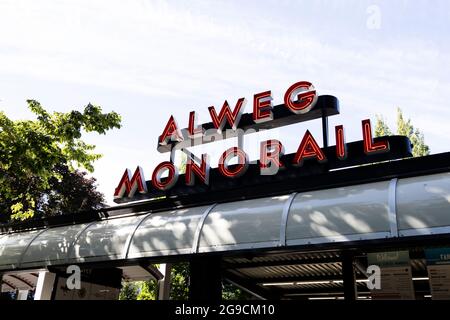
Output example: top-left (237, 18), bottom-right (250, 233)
top-left (342, 251), bottom-right (357, 301)
top-left (157, 263), bottom-right (172, 300)
top-left (321, 108), bottom-right (329, 148)
top-left (189, 256), bottom-right (222, 302)
top-left (170, 147), bottom-right (177, 163)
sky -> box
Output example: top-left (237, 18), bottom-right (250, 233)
top-left (1, 0), bottom-right (449, 204)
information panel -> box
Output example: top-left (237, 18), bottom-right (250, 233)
top-left (425, 247), bottom-right (450, 300)
top-left (368, 251), bottom-right (415, 300)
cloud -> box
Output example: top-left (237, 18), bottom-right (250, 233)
top-left (2, 0), bottom-right (450, 202)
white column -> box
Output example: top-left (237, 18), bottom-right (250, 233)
top-left (17, 290), bottom-right (29, 300)
top-left (157, 264), bottom-right (172, 300)
top-left (34, 271), bottom-right (56, 300)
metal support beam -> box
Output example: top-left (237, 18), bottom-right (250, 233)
top-left (157, 263), bottom-right (172, 300)
top-left (283, 280), bottom-right (432, 298)
top-left (237, 130), bottom-right (244, 150)
top-left (321, 108), bottom-right (329, 148)
top-left (224, 256), bottom-right (340, 269)
top-left (253, 274), bottom-right (367, 285)
top-left (189, 256), bottom-right (222, 302)
top-left (170, 147), bottom-right (177, 163)
top-left (354, 258), bottom-right (368, 277)
top-left (283, 288), bottom-right (370, 298)
top-left (342, 251), bottom-right (356, 301)
top-left (139, 262), bottom-right (164, 281)
top-left (223, 271), bottom-right (277, 300)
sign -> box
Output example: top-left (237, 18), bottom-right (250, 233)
top-left (425, 247), bottom-right (450, 300)
top-left (113, 81), bottom-right (412, 203)
top-left (368, 251), bottom-right (415, 300)
top-left (156, 82), bottom-right (338, 153)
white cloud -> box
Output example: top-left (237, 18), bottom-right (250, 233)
top-left (1, 0), bottom-right (450, 203)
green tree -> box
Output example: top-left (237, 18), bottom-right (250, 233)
top-left (36, 164), bottom-right (105, 217)
top-left (374, 115), bottom-right (392, 137)
top-left (170, 262), bottom-right (190, 300)
top-left (118, 262), bottom-right (250, 300)
top-left (119, 282), bottom-right (139, 300)
top-left (222, 282), bottom-right (251, 300)
top-left (119, 280), bottom-right (158, 300)
top-left (0, 100), bottom-right (121, 221)
top-left (374, 107), bottom-right (430, 157)
top-left (136, 280), bottom-right (158, 300)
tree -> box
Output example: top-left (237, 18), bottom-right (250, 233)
top-left (374, 108), bottom-right (430, 157)
top-left (119, 280), bottom-right (157, 300)
top-left (118, 262), bottom-right (251, 300)
top-left (37, 164), bottom-right (105, 217)
top-left (118, 282), bottom-right (139, 300)
top-left (374, 115), bottom-right (392, 137)
top-left (222, 282), bottom-right (251, 300)
top-left (0, 100), bottom-right (121, 221)
top-left (136, 280), bottom-right (158, 300)
top-left (169, 262), bottom-right (190, 300)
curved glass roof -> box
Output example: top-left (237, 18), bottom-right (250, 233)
top-left (21, 223), bottom-right (89, 269)
top-left (198, 196), bottom-right (288, 252)
top-left (2, 173), bottom-right (450, 271)
top-left (69, 215), bottom-right (143, 263)
top-left (287, 181), bottom-right (392, 245)
top-left (128, 205), bottom-right (210, 259)
top-left (0, 230), bottom-right (43, 270)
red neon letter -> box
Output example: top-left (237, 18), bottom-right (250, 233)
top-left (284, 81), bottom-right (317, 114)
top-left (362, 119), bottom-right (390, 155)
top-left (188, 111), bottom-right (204, 138)
top-left (293, 130), bottom-right (327, 166)
top-left (114, 166), bottom-right (147, 199)
top-left (185, 154), bottom-right (210, 186)
top-left (335, 125), bottom-right (347, 160)
top-left (260, 139), bottom-right (284, 175)
top-left (218, 147), bottom-right (249, 178)
top-left (253, 91), bottom-right (273, 123)
top-left (208, 98), bottom-right (246, 132)
top-left (159, 115), bottom-right (183, 146)
top-left (151, 161), bottom-right (179, 191)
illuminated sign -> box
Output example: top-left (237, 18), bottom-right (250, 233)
top-left (114, 81), bottom-right (411, 203)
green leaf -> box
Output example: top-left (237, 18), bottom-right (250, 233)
top-left (1, 100), bottom-right (121, 221)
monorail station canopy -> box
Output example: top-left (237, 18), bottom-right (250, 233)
top-left (2, 153), bottom-right (450, 300)
top-left (2, 83), bottom-right (450, 300)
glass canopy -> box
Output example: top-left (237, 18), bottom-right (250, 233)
top-left (1, 173), bottom-right (450, 271)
